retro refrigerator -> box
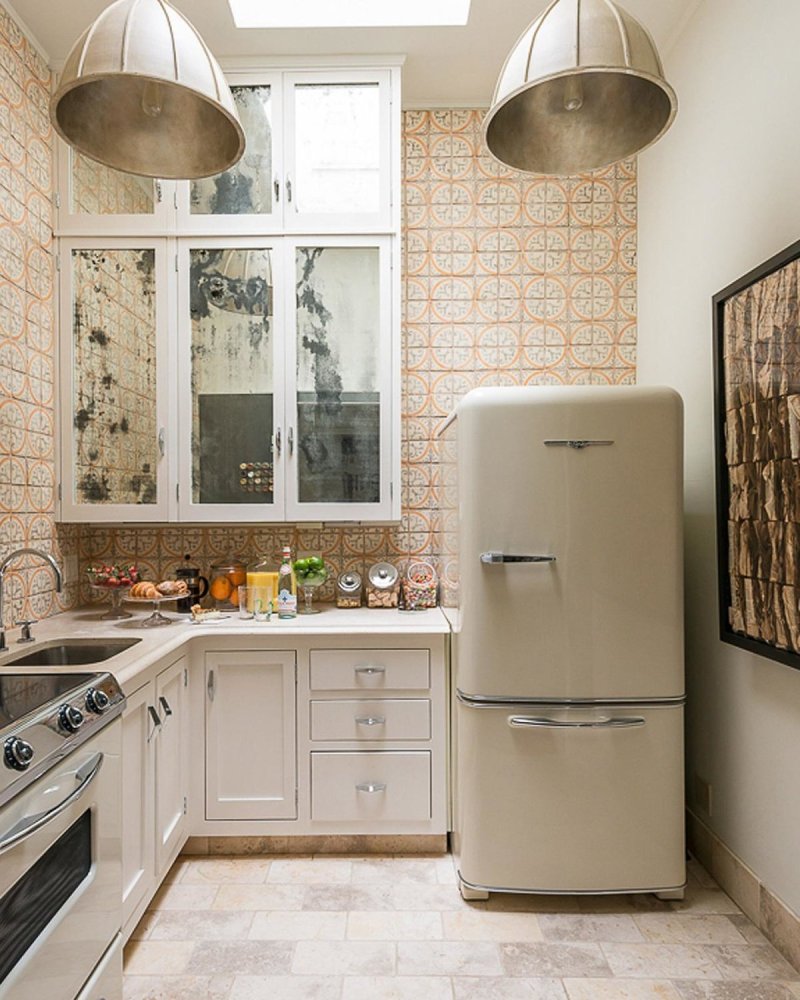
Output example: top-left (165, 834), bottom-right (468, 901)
top-left (440, 386), bottom-right (685, 900)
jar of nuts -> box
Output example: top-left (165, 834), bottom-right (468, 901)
top-left (367, 562), bottom-right (400, 608)
top-left (403, 560), bottom-right (438, 609)
top-left (336, 571), bottom-right (363, 608)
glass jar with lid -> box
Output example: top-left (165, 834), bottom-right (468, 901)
top-left (366, 562), bottom-right (400, 608)
top-left (336, 570), bottom-right (363, 608)
top-left (209, 558), bottom-right (246, 609)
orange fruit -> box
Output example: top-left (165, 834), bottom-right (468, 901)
top-left (210, 576), bottom-right (233, 601)
top-left (229, 569), bottom-right (246, 587)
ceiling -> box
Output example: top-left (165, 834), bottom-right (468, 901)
top-left (11, 0), bottom-right (700, 106)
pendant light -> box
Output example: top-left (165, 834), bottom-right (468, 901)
top-left (483, 0), bottom-right (677, 176)
top-left (50, 0), bottom-right (245, 180)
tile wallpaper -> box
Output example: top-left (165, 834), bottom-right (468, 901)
top-left (0, 0), bottom-right (638, 622)
top-left (78, 111), bottom-right (637, 605)
top-left (72, 151), bottom-right (154, 215)
top-left (0, 6), bottom-right (79, 626)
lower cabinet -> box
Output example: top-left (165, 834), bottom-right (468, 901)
top-left (204, 649), bottom-right (297, 820)
top-left (121, 654), bottom-right (189, 937)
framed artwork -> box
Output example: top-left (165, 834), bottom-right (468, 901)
top-left (714, 237), bottom-right (800, 670)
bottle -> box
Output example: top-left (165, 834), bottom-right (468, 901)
top-left (277, 545), bottom-right (297, 619)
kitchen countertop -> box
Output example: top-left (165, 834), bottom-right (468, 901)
top-left (0, 604), bottom-right (450, 691)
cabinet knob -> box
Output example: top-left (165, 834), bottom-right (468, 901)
top-left (356, 782), bottom-right (386, 793)
top-left (355, 716), bottom-right (385, 727)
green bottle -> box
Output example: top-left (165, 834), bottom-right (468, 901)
top-left (277, 545), bottom-right (297, 619)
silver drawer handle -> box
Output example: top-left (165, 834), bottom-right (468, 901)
top-left (355, 666), bottom-right (386, 676)
top-left (508, 715), bottom-right (645, 729)
top-left (0, 753), bottom-right (103, 855)
top-left (481, 552), bottom-right (556, 564)
top-left (356, 782), bottom-right (386, 793)
top-left (355, 716), bottom-right (386, 726)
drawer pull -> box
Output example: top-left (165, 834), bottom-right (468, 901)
top-left (508, 715), bottom-right (646, 730)
top-left (356, 782), bottom-right (387, 793)
top-left (355, 666), bottom-right (385, 676)
top-left (355, 716), bottom-right (386, 727)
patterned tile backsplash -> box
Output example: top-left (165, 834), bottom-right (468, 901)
top-left (0, 0), bottom-right (637, 621)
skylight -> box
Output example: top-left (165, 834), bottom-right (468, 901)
top-left (228, 0), bottom-right (471, 29)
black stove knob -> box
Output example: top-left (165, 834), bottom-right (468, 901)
top-left (4, 736), bottom-right (34, 770)
top-left (59, 704), bottom-right (84, 734)
top-left (85, 687), bottom-right (110, 714)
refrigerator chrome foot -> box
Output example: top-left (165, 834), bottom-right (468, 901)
top-left (459, 877), bottom-right (489, 901)
top-left (655, 887), bottom-right (685, 900)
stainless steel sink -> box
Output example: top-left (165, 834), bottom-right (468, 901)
top-left (2, 637), bottom-right (142, 668)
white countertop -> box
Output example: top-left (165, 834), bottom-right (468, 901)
top-left (0, 604), bottom-right (450, 691)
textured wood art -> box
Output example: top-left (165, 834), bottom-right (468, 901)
top-left (714, 239), bottom-right (800, 669)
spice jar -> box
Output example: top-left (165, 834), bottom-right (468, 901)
top-left (403, 560), bottom-right (438, 610)
top-left (367, 562), bottom-right (400, 608)
top-left (336, 571), bottom-right (363, 608)
top-left (209, 559), bottom-right (246, 610)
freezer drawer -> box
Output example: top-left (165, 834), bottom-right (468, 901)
top-left (310, 699), bottom-right (431, 741)
top-left (311, 751), bottom-right (431, 822)
top-left (454, 700), bottom-right (685, 894)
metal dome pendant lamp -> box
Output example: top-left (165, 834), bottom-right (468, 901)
top-left (483, 0), bottom-right (677, 176)
top-left (50, 0), bottom-right (245, 180)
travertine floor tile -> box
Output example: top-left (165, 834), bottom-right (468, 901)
top-left (538, 913), bottom-right (645, 943)
top-left (347, 910), bottom-right (443, 940)
top-left (123, 974), bottom-right (232, 999)
top-left (229, 974), bottom-right (342, 999)
top-left (349, 883), bottom-right (472, 912)
top-left (602, 943), bottom-right (721, 980)
top-left (442, 908), bottom-right (543, 942)
top-left (674, 982), bottom-right (800, 999)
top-left (452, 976), bottom-right (566, 998)
top-left (396, 941), bottom-right (503, 976)
top-left (181, 857), bottom-right (272, 885)
top-left (148, 909), bottom-right (253, 941)
top-left (564, 979), bottom-right (682, 998)
top-left (149, 882), bottom-right (218, 911)
top-left (705, 944), bottom-right (799, 980)
top-left (123, 940), bottom-right (195, 976)
top-left (634, 915), bottom-right (747, 945)
top-left (292, 940), bottom-right (396, 976)
top-left (268, 858), bottom-right (353, 884)
top-left (342, 974), bottom-right (454, 999)
top-left (213, 883), bottom-right (306, 911)
top-left (189, 940), bottom-right (295, 976)
top-left (499, 941), bottom-right (611, 978)
top-left (249, 910), bottom-right (347, 941)
top-left (351, 858), bottom-right (439, 885)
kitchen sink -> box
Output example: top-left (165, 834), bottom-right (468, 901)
top-left (2, 637), bottom-right (142, 668)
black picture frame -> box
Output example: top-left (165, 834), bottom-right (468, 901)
top-left (713, 236), bottom-right (800, 671)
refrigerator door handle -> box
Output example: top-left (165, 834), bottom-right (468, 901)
top-left (480, 552), bottom-right (556, 564)
top-left (508, 715), bottom-right (646, 729)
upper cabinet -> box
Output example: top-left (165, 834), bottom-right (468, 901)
top-left (55, 64), bottom-right (401, 524)
top-left (56, 68), bottom-right (399, 237)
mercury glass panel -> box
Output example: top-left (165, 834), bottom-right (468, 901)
top-left (190, 248), bottom-right (274, 504)
top-left (294, 84), bottom-right (381, 215)
top-left (72, 249), bottom-right (158, 505)
top-left (191, 86), bottom-right (273, 215)
top-left (295, 246), bottom-right (380, 504)
top-left (71, 151), bottom-right (155, 214)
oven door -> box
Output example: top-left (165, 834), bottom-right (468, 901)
top-left (0, 718), bottom-right (122, 1000)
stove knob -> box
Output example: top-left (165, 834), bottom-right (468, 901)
top-left (59, 704), bottom-right (84, 734)
top-left (4, 736), bottom-right (34, 770)
top-left (85, 687), bottom-right (110, 714)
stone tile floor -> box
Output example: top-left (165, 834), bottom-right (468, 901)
top-left (123, 854), bottom-right (800, 999)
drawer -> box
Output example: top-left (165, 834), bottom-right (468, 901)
top-left (309, 649), bottom-right (430, 691)
top-left (310, 699), bottom-right (431, 741)
top-left (311, 751), bottom-right (431, 821)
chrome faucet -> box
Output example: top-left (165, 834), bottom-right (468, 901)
top-left (0, 548), bottom-right (64, 652)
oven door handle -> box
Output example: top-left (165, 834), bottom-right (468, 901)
top-left (0, 752), bottom-right (104, 856)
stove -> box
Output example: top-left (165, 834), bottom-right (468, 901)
top-left (0, 671), bottom-right (125, 809)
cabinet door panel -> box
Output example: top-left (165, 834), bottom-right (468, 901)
top-left (177, 239), bottom-right (286, 521)
top-left (121, 684), bottom-right (155, 932)
top-left (205, 650), bottom-right (297, 820)
top-left (154, 657), bottom-right (189, 875)
top-left (58, 239), bottom-right (173, 522)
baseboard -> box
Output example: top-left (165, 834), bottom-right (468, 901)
top-left (182, 834), bottom-right (448, 856)
top-left (687, 809), bottom-right (800, 973)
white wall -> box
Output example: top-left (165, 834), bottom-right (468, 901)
top-left (638, 0), bottom-right (800, 915)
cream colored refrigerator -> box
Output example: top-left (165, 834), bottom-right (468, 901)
top-left (440, 385), bottom-right (686, 900)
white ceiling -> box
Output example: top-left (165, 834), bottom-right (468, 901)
top-left (10, 0), bottom-right (700, 106)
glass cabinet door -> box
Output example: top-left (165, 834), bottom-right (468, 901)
top-left (175, 75), bottom-right (283, 234)
top-left (58, 239), bottom-right (172, 521)
top-left (286, 237), bottom-right (395, 521)
top-left (283, 71), bottom-right (394, 233)
top-left (55, 142), bottom-right (174, 235)
top-left (177, 240), bottom-right (285, 521)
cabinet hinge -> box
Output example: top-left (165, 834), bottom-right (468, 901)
top-left (55, 255), bottom-right (61, 272)
top-left (183, 795), bottom-right (188, 815)
top-left (174, 253), bottom-right (179, 272)
top-left (184, 667), bottom-right (188, 687)
top-left (174, 189), bottom-right (178, 210)
top-left (54, 192), bottom-right (61, 210)
top-left (390, 481), bottom-right (394, 501)
top-left (176, 482), bottom-right (180, 502)
top-left (57, 482), bottom-right (62, 501)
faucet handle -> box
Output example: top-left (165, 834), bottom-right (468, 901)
top-left (15, 620), bottom-right (35, 643)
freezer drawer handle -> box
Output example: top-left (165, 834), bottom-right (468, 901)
top-left (356, 782), bottom-right (387, 793)
top-left (355, 716), bottom-right (386, 726)
top-left (508, 715), bottom-right (646, 729)
top-left (480, 552), bottom-right (556, 564)
top-left (355, 666), bottom-right (386, 676)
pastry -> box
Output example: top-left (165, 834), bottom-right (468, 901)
top-left (131, 581), bottom-right (159, 599)
top-left (157, 579), bottom-right (188, 596)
